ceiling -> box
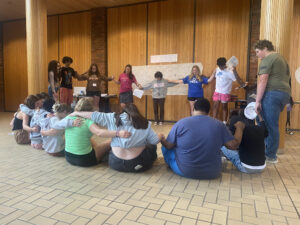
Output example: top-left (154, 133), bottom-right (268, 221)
top-left (0, 0), bottom-right (158, 22)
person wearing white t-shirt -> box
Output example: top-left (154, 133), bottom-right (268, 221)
top-left (209, 57), bottom-right (246, 124)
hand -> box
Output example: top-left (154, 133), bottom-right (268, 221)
top-left (139, 87), bottom-right (144, 90)
top-left (32, 126), bottom-right (40, 132)
top-left (255, 102), bottom-right (262, 114)
top-left (111, 76), bottom-right (114, 80)
top-left (47, 113), bottom-right (55, 118)
top-left (73, 118), bottom-right (83, 127)
top-left (40, 130), bottom-right (46, 136)
top-left (158, 133), bottom-right (165, 142)
top-left (118, 130), bottom-right (131, 138)
top-left (234, 121), bottom-right (245, 130)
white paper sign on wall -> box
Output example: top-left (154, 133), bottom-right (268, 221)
top-left (295, 67), bottom-right (300, 84)
top-left (150, 54), bottom-right (178, 63)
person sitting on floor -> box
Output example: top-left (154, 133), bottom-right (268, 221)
top-left (160, 98), bottom-right (245, 179)
top-left (221, 109), bottom-right (267, 173)
top-left (70, 103), bottom-right (162, 173)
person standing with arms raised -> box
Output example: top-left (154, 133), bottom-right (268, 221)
top-left (255, 40), bottom-right (291, 163)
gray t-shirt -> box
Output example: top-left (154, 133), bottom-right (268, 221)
top-left (143, 79), bottom-right (177, 99)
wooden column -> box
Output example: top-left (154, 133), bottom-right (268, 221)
top-left (259, 0), bottom-right (294, 153)
top-left (25, 0), bottom-right (47, 95)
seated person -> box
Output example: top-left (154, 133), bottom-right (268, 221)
top-left (44, 97), bottom-right (131, 167)
top-left (71, 103), bottom-right (161, 173)
top-left (221, 110), bottom-right (267, 173)
top-left (160, 98), bottom-right (245, 179)
top-left (10, 95), bottom-right (39, 145)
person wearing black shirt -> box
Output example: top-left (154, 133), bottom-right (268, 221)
top-left (59, 56), bottom-right (79, 105)
top-left (221, 111), bottom-right (267, 173)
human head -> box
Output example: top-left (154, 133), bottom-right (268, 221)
top-left (75, 97), bottom-right (93, 112)
top-left (24, 95), bottom-right (39, 110)
top-left (255, 39), bottom-right (275, 59)
top-left (217, 57), bottom-right (227, 69)
top-left (48, 60), bottom-right (60, 82)
top-left (62, 56), bottom-right (73, 67)
top-left (89, 63), bottom-right (100, 76)
top-left (193, 98), bottom-right (210, 114)
top-left (42, 98), bottom-right (55, 113)
top-left (115, 103), bottom-right (148, 129)
top-left (40, 92), bottom-right (49, 100)
top-left (154, 71), bottom-right (163, 80)
top-left (123, 64), bottom-right (133, 79)
top-left (35, 94), bottom-right (44, 108)
top-left (53, 103), bottom-right (72, 119)
top-left (191, 65), bottom-right (201, 76)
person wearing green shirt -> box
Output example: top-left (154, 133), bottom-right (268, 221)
top-left (255, 40), bottom-right (291, 164)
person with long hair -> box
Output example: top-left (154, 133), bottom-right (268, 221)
top-left (112, 64), bottom-right (142, 108)
top-left (78, 63), bottom-right (113, 110)
top-left (48, 60), bottom-right (61, 101)
top-left (71, 103), bottom-right (162, 172)
top-left (168, 65), bottom-right (214, 115)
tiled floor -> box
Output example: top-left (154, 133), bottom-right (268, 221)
top-left (0, 112), bottom-right (299, 225)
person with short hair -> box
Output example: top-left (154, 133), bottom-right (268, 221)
top-left (210, 57), bottom-right (246, 124)
top-left (141, 71), bottom-right (177, 125)
top-left (160, 98), bottom-right (245, 179)
top-left (59, 56), bottom-right (79, 105)
top-left (254, 39), bottom-right (291, 163)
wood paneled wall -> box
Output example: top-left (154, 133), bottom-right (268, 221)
top-left (108, 0), bottom-right (250, 121)
top-left (3, 21), bottom-right (28, 111)
top-left (107, 4), bottom-right (147, 115)
top-left (290, 0), bottom-right (300, 128)
top-left (3, 12), bottom-right (91, 111)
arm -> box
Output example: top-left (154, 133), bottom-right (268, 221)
top-left (20, 104), bottom-right (34, 117)
top-left (22, 113), bottom-right (38, 132)
top-left (41, 129), bottom-right (61, 136)
top-left (133, 76), bottom-right (142, 89)
top-left (141, 81), bottom-right (153, 90)
top-left (112, 76), bottom-right (120, 84)
top-left (207, 69), bottom-right (216, 83)
top-left (89, 124), bottom-right (131, 138)
top-left (160, 135), bottom-right (176, 149)
top-left (69, 111), bottom-right (93, 120)
top-left (167, 79), bottom-right (183, 84)
top-left (255, 74), bottom-right (269, 113)
top-left (10, 112), bottom-right (17, 128)
top-left (224, 121), bottom-right (245, 150)
top-left (49, 71), bottom-right (58, 98)
top-left (232, 67), bottom-right (245, 86)
top-left (51, 117), bottom-right (82, 130)
top-left (76, 72), bottom-right (89, 81)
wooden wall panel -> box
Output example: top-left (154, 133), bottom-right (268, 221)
top-left (146, 0), bottom-right (194, 120)
top-left (47, 15), bottom-right (59, 62)
top-left (289, 0), bottom-right (300, 129)
top-left (195, 0), bottom-right (250, 104)
top-left (3, 21), bottom-right (28, 111)
top-left (59, 12), bottom-right (91, 87)
top-left (107, 4), bottom-right (147, 115)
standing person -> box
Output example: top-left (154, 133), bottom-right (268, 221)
top-left (255, 39), bottom-right (291, 163)
top-left (210, 57), bottom-right (246, 124)
top-left (48, 60), bottom-right (61, 101)
top-left (78, 63), bottom-right (113, 111)
top-left (112, 64), bottom-right (142, 108)
top-left (160, 98), bottom-right (244, 179)
top-left (141, 71), bottom-right (177, 125)
top-left (168, 65), bottom-right (214, 116)
top-left (59, 56), bottom-right (79, 105)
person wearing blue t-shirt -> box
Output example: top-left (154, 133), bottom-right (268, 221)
top-left (160, 98), bottom-right (245, 179)
top-left (168, 65), bottom-right (214, 115)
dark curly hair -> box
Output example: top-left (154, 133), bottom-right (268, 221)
top-left (62, 56), bottom-right (73, 64)
top-left (254, 40), bottom-right (275, 51)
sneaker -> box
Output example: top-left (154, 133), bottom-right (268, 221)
top-left (154, 122), bottom-right (158, 126)
top-left (159, 122), bottom-right (163, 125)
top-left (266, 157), bottom-right (278, 164)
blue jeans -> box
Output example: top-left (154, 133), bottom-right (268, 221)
top-left (221, 146), bottom-right (264, 173)
top-left (161, 146), bottom-right (184, 176)
top-left (261, 91), bottom-right (290, 159)
top-left (48, 85), bottom-right (59, 98)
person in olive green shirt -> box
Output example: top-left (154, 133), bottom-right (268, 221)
top-left (255, 40), bottom-right (291, 164)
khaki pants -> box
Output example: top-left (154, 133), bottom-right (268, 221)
top-left (14, 129), bottom-right (30, 144)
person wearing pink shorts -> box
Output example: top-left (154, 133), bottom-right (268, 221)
top-left (209, 57), bottom-right (246, 124)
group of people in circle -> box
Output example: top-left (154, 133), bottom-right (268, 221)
top-left (10, 39), bottom-right (291, 179)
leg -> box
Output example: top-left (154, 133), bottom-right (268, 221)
top-left (222, 102), bottom-right (228, 122)
top-left (153, 99), bottom-right (159, 123)
top-left (91, 139), bottom-right (111, 162)
top-left (161, 146), bottom-right (184, 176)
top-left (220, 146), bottom-right (247, 173)
top-left (159, 98), bottom-right (165, 122)
top-left (93, 96), bottom-right (100, 111)
top-left (213, 101), bottom-right (220, 119)
top-left (189, 101), bottom-right (195, 116)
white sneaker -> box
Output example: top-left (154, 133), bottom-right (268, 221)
top-left (154, 122), bottom-right (158, 126)
top-left (159, 122), bottom-right (163, 126)
top-left (266, 157), bottom-right (278, 164)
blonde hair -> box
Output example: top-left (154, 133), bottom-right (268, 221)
top-left (189, 65), bottom-right (202, 81)
top-left (53, 103), bottom-right (71, 113)
top-left (75, 97), bottom-right (93, 112)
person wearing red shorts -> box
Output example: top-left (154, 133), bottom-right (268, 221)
top-left (210, 57), bottom-right (246, 124)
